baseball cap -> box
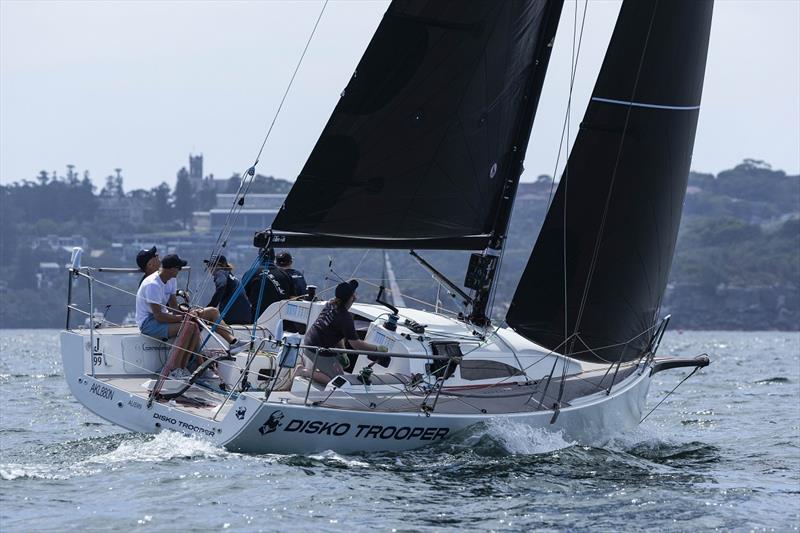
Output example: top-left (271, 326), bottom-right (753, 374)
top-left (161, 254), bottom-right (188, 270)
top-left (136, 246), bottom-right (157, 271)
top-left (203, 254), bottom-right (231, 268)
top-left (335, 279), bottom-right (358, 300)
top-left (275, 251), bottom-right (292, 267)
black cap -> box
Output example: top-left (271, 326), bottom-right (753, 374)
top-left (203, 254), bottom-right (230, 268)
top-left (335, 279), bottom-right (358, 301)
top-left (136, 246), bottom-right (157, 271)
top-left (161, 254), bottom-right (188, 270)
top-left (275, 251), bottom-right (292, 267)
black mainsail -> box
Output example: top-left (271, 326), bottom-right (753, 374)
top-left (506, 0), bottom-right (714, 363)
top-left (260, 0), bottom-right (563, 251)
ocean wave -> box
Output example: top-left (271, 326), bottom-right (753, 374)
top-left (307, 450), bottom-right (371, 468)
top-left (82, 431), bottom-right (226, 465)
top-left (0, 462), bottom-right (100, 481)
top-left (754, 377), bottom-right (791, 384)
top-left (441, 419), bottom-right (576, 456)
top-left (1, 432), bottom-right (227, 481)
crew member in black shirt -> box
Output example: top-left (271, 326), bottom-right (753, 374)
top-left (204, 255), bottom-right (252, 325)
top-left (245, 262), bottom-right (293, 322)
top-left (301, 280), bottom-right (387, 384)
top-left (275, 251), bottom-right (307, 297)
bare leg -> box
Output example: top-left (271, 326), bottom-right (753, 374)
top-left (167, 321), bottom-right (199, 368)
top-left (196, 307), bottom-right (236, 343)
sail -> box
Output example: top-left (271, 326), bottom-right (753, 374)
top-left (506, 0), bottom-right (713, 363)
top-left (266, 0), bottom-right (563, 250)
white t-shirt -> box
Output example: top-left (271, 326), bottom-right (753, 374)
top-left (135, 272), bottom-right (178, 328)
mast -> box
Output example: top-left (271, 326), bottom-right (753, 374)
top-left (467, 0), bottom-right (564, 327)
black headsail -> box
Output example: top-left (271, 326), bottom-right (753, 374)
top-left (506, 0), bottom-right (713, 363)
top-left (260, 0), bottom-right (563, 251)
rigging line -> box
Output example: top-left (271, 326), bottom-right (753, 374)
top-left (199, 1), bottom-right (329, 297)
top-left (357, 277), bottom-right (461, 316)
top-left (196, 191), bottom-right (252, 299)
top-left (640, 363), bottom-right (703, 423)
top-left (567, 324), bottom-right (660, 364)
top-left (204, 168), bottom-right (258, 262)
top-left (571, 1), bottom-right (660, 344)
top-left (83, 274), bottom-right (279, 350)
top-left (562, 0), bottom-right (582, 356)
top-left (545, 0), bottom-right (588, 210)
top-left (478, 15), bottom-right (567, 322)
top-left (349, 250), bottom-right (371, 280)
top-left (252, 0), bottom-right (328, 167)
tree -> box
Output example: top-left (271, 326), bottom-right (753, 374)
top-left (173, 173), bottom-right (195, 228)
top-left (197, 184), bottom-right (217, 211)
top-left (151, 182), bottom-right (171, 222)
top-left (226, 174), bottom-right (242, 193)
top-left (11, 244), bottom-right (36, 289)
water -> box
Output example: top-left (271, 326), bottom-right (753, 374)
top-left (1, 330), bottom-right (798, 532)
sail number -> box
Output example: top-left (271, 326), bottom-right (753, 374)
top-left (92, 338), bottom-right (104, 366)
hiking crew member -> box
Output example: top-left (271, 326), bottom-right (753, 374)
top-left (136, 253), bottom-right (199, 378)
top-left (136, 254), bottom-right (247, 379)
top-left (136, 246), bottom-right (160, 287)
top-left (204, 255), bottom-right (252, 325)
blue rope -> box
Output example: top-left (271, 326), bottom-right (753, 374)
top-left (251, 256), bottom-right (271, 343)
top-left (197, 254), bottom-right (264, 353)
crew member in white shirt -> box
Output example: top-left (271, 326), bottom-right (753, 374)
top-left (136, 254), bottom-right (247, 379)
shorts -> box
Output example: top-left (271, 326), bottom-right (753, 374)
top-left (140, 315), bottom-right (170, 340)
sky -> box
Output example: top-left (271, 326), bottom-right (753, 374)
top-left (1, 0), bottom-right (798, 191)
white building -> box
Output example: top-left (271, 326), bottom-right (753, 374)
top-left (193, 193), bottom-right (286, 239)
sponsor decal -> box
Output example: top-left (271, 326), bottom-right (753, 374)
top-left (128, 399), bottom-right (143, 410)
top-left (235, 406), bottom-right (247, 420)
top-left (258, 410), bottom-right (284, 435)
top-left (89, 382), bottom-right (114, 401)
top-left (152, 412), bottom-right (215, 438)
top-left (259, 413), bottom-right (450, 442)
top-left (142, 344), bottom-right (170, 352)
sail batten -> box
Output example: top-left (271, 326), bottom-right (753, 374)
top-left (506, 0), bottom-right (714, 364)
top-left (267, 0), bottom-right (562, 249)
top-left (591, 97), bottom-right (701, 111)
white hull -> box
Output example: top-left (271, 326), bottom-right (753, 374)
top-left (60, 313), bottom-right (653, 454)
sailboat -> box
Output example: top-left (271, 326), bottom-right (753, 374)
top-left (60, 0), bottom-right (713, 454)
